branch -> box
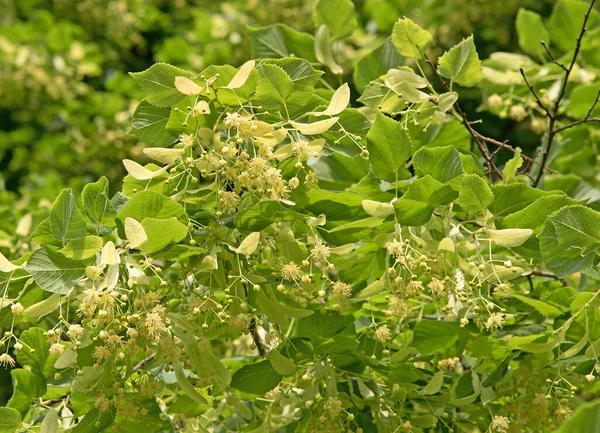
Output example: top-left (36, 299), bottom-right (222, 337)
top-left (530, 269), bottom-right (568, 286)
top-left (530, 0), bottom-right (597, 187)
top-left (519, 68), bottom-right (552, 118)
top-left (423, 54), bottom-right (502, 181)
top-left (132, 353), bottom-right (156, 373)
top-left (541, 40), bottom-right (568, 72)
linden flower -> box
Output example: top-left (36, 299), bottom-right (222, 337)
top-left (10, 303), bottom-right (23, 315)
top-left (509, 104), bottom-right (527, 121)
top-left (375, 325), bottom-right (392, 342)
top-left (223, 112), bottom-right (243, 128)
top-left (485, 313), bottom-right (505, 332)
top-left (0, 353), bottom-right (16, 368)
top-left (531, 117), bottom-right (548, 134)
top-left (281, 261), bottom-right (302, 281)
top-left (388, 296), bottom-right (409, 319)
top-left (490, 415), bottom-right (510, 432)
top-left (93, 346), bottom-right (112, 363)
top-left (288, 177), bottom-right (300, 189)
top-left (428, 278), bottom-right (445, 297)
top-left (145, 306), bottom-right (167, 341)
top-left (95, 396), bottom-right (111, 412)
top-left (332, 281), bottom-right (352, 300)
top-left (49, 343), bottom-right (65, 357)
top-left (67, 324), bottom-right (84, 340)
top-left (310, 243), bottom-right (330, 263)
top-left (386, 239), bottom-right (404, 257)
top-left (324, 396), bottom-right (343, 414)
top-left (406, 280), bottom-right (424, 293)
top-left (179, 133), bottom-right (195, 148)
top-left (291, 140), bottom-right (311, 159)
top-left (487, 93), bottom-right (503, 108)
top-left (437, 357), bottom-right (463, 373)
top-left (494, 282), bottom-right (512, 296)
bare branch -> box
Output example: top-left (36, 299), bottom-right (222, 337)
top-left (519, 68), bottom-right (552, 118)
top-left (532, 0), bottom-right (597, 187)
top-left (541, 41), bottom-right (568, 72)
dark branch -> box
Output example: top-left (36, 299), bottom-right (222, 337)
top-left (519, 68), bottom-right (552, 118)
top-left (423, 54), bottom-right (502, 180)
top-left (530, 0), bottom-right (597, 187)
top-left (541, 41), bottom-right (568, 72)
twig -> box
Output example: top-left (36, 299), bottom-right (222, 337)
top-left (132, 353), bottom-right (156, 373)
top-left (530, 269), bottom-right (568, 286)
top-left (423, 54), bottom-right (502, 181)
top-left (519, 68), bottom-right (552, 118)
top-left (554, 88), bottom-right (600, 133)
top-left (527, 0), bottom-right (597, 187)
top-left (541, 41), bottom-right (568, 72)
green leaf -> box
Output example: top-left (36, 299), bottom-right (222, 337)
top-left (49, 189), bottom-right (86, 246)
top-left (230, 361), bottom-right (282, 394)
top-left (140, 217), bottom-right (188, 253)
top-left (116, 190), bottom-right (187, 237)
top-left (391, 18), bottom-right (433, 59)
top-left (254, 63), bottom-right (293, 113)
top-left (234, 201), bottom-right (291, 231)
top-left (353, 39), bottom-right (404, 93)
top-left (554, 399), bottom-right (600, 432)
top-left (131, 100), bottom-right (177, 147)
top-left (72, 408), bottom-right (113, 433)
top-left (261, 58), bottom-right (323, 116)
top-left (25, 247), bottom-right (87, 295)
top-left (394, 176), bottom-right (447, 226)
top-left (366, 113), bottom-right (412, 182)
top-left (16, 328), bottom-right (49, 372)
top-left (509, 294), bottom-right (562, 317)
top-left (7, 369), bottom-right (46, 416)
top-left (236, 232), bottom-right (261, 256)
top-left (0, 407), bottom-right (21, 433)
top-left (174, 362), bottom-right (208, 404)
top-left (549, 0), bottom-right (599, 52)
top-left (268, 351), bottom-right (297, 376)
top-left (504, 194), bottom-right (579, 230)
top-left (539, 205), bottom-right (600, 277)
top-left (456, 174), bottom-right (493, 216)
top-left (130, 63), bottom-right (193, 107)
top-left (313, 0), bottom-right (357, 41)
top-left (486, 228), bottom-right (533, 248)
top-left (412, 321), bottom-right (468, 356)
top-left (420, 371), bottom-right (444, 395)
top-left (248, 24), bottom-right (317, 61)
top-left (81, 177), bottom-right (116, 234)
top-left (40, 409), bottom-right (58, 433)
top-left (502, 147), bottom-right (523, 184)
top-left (413, 146), bottom-right (464, 182)
top-left (58, 236), bottom-right (103, 260)
top-left (566, 83), bottom-right (600, 118)
top-left (314, 25), bottom-right (343, 74)
top-left (438, 35), bottom-right (483, 87)
top-left (516, 9), bottom-right (550, 57)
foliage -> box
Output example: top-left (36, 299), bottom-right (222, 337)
top-left (1, 1), bottom-right (600, 433)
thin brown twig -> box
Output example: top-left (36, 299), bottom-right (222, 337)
top-left (423, 54), bottom-right (502, 181)
top-left (132, 353), bottom-right (156, 373)
top-left (541, 40), bottom-right (568, 72)
top-left (528, 0), bottom-right (597, 187)
top-left (519, 68), bottom-right (552, 118)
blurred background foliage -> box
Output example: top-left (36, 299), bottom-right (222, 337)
top-left (0, 0), bottom-right (555, 253)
